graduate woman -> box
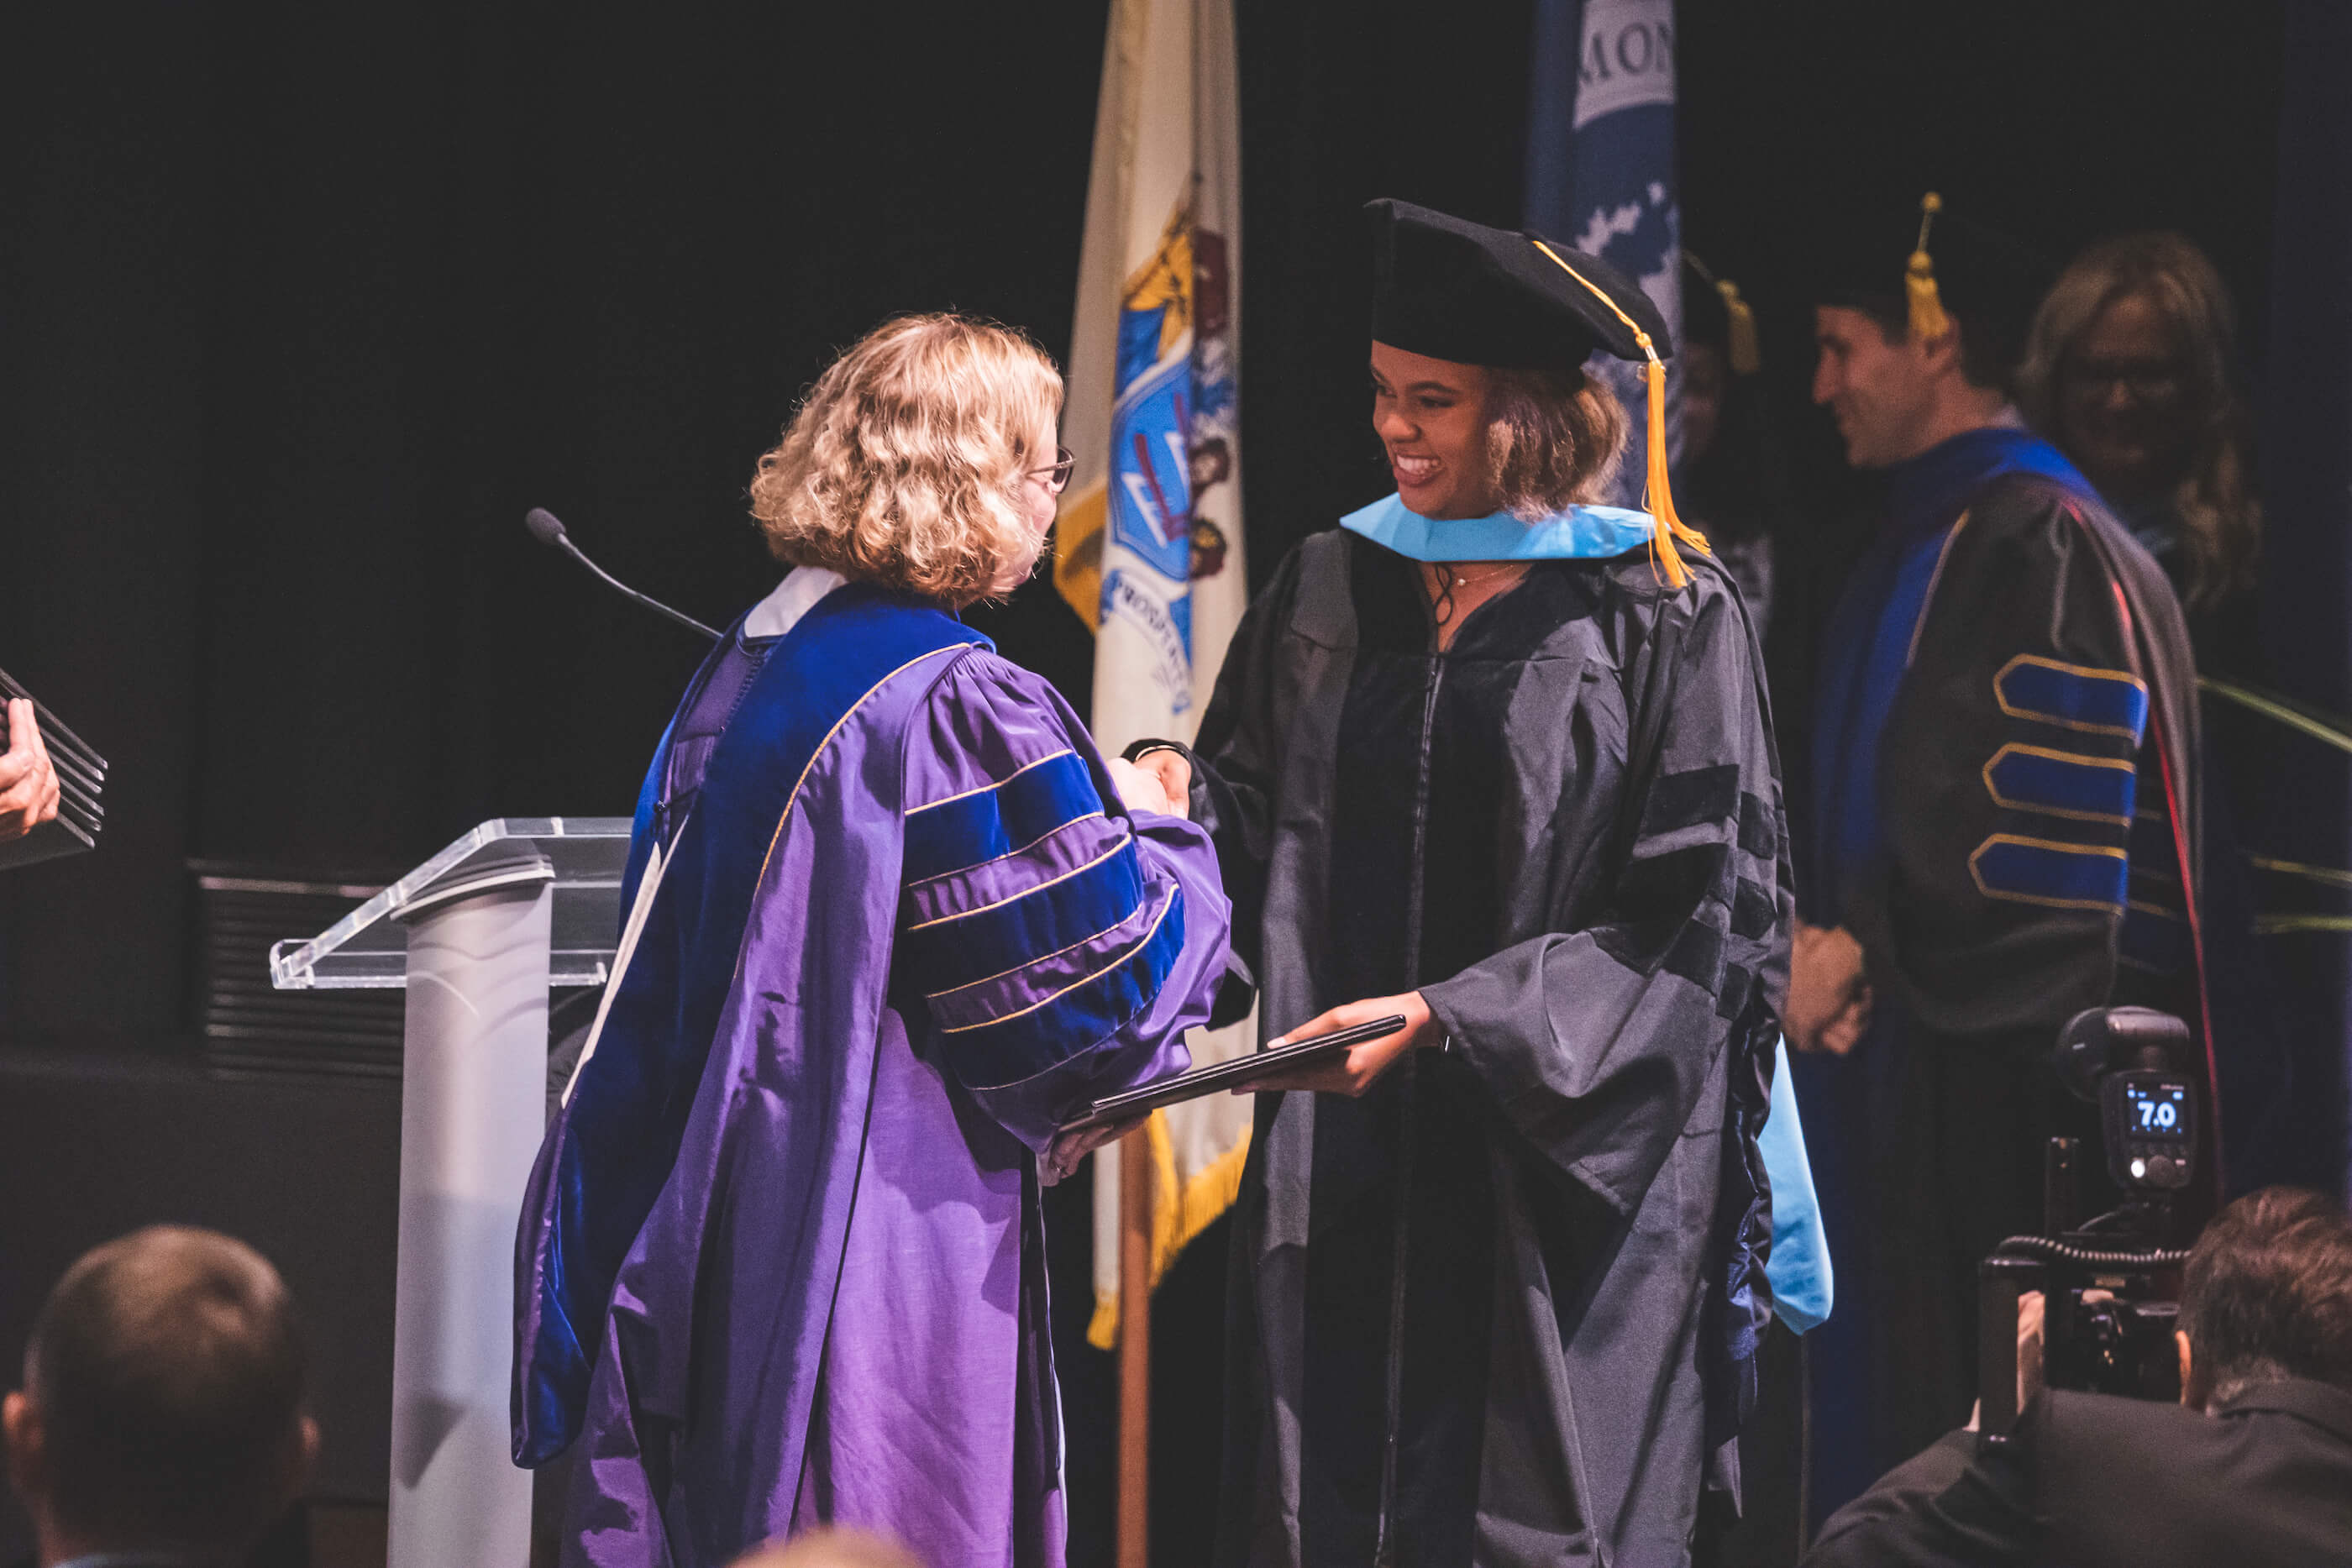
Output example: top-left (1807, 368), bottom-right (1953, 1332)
top-left (1131, 202), bottom-right (1794, 1566)
top-left (512, 314), bottom-right (1229, 1567)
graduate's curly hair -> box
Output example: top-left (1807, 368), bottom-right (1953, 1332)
top-left (1483, 370), bottom-right (1629, 518)
top-left (750, 313), bottom-right (1063, 607)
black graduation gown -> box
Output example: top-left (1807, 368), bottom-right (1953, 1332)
top-left (1159, 529), bottom-right (1793, 1568)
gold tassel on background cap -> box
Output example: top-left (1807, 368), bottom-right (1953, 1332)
top-left (1907, 191), bottom-right (1950, 342)
top-left (1529, 238), bottom-right (1714, 590)
top-left (1716, 279), bottom-right (1761, 376)
top-left (1687, 249), bottom-right (1762, 376)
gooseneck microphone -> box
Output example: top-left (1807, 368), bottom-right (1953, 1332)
top-left (523, 508), bottom-right (721, 641)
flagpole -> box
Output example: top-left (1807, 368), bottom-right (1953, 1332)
top-left (1117, 1125), bottom-right (1153, 1567)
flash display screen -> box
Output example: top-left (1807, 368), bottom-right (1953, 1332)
top-left (2124, 1081), bottom-right (2192, 1142)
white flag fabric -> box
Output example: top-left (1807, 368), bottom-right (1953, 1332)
top-left (1053, 0), bottom-right (1253, 1348)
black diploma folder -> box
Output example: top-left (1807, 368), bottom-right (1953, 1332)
top-left (1059, 1015), bottom-right (1409, 1135)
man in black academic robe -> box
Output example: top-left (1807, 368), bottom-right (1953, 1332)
top-left (1786, 197), bottom-right (2213, 1519)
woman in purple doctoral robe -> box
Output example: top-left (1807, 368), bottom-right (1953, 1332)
top-left (512, 314), bottom-right (1228, 1567)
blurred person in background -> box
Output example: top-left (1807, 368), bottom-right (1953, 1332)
top-left (0, 699), bottom-right (60, 842)
top-left (1677, 250), bottom-right (1789, 642)
top-left (2019, 232), bottom-right (2264, 678)
top-left (1804, 1186), bottom-right (2352, 1566)
top-left (3, 1227), bottom-right (317, 1568)
top-left (2024, 234), bottom-right (2304, 1203)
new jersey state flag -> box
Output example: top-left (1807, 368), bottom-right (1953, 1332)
top-left (1053, 0), bottom-right (1252, 1348)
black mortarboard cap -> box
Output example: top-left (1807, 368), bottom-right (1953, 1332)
top-left (1810, 191), bottom-right (2054, 348)
top-left (1682, 249), bottom-right (1761, 375)
top-left (1368, 198), bottom-right (1672, 375)
top-left (1365, 197), bottom-right (1719, 590)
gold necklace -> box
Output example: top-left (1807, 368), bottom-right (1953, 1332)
top-left (1436, 561), bottom-right (1523, 588)
top-left (1425, 560), bottom-right (1526, 627)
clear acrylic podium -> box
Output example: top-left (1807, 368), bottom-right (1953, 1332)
top-left (272, 818), bottom-right (632, 1568)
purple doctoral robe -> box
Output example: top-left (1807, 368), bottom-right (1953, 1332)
top-left (512, 578), bottom-right (1229, 1566)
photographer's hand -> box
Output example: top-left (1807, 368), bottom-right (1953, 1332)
top-left (1968, 1287), bottom-right (2050, 1433)
top-left (2018, 1288), bottom-right (2046, 1411)
top-left (2014, 1287), bottom-right (2116, 1412)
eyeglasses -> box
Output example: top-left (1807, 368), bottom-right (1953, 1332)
top-left (2062, 357), bottom-right (2190, 403)
top-left (1030, 446), bottom-right (1076, 496)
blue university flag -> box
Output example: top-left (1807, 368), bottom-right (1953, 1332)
top-left (1524, 0), bottom-right (1682, 506)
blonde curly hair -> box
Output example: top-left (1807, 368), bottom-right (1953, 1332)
top-left (750, 313), bottom-right (1063, 606)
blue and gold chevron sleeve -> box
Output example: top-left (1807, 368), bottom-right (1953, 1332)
top-left (898, 747), bottom-right (1185, 1089)
top-left (1971, 654), bottom-right (2148, 912)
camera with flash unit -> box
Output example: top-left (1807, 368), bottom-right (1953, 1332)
top-left (2056, 1004), bottom-right (2200, 1196)
top-left (1977, 1007), bottom-right (2202, 1440)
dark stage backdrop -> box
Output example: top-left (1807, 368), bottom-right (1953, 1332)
top-left (0, 0), bottom-right (2289, 1031)
top-left (0, 2), bottom-right (2286, 1562)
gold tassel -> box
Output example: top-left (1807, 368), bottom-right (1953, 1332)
top-left (1718, 279), bottom-right (1761, 376)
top-left (1907, 191), bottom-right (1950, 343)
top-left (1530, 237), bottom-right (1713, 590)
top-left (1641, 355), bottom-right (1711, 589)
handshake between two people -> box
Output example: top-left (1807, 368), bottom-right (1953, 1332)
top-left (1104, 747), bottom-right (1194, 823)
top-left (1042, 744), bottom-right (1436, 1184)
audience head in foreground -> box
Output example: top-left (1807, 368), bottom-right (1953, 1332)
top-left (4, 1227), bottom-right (317, 1568)
top-left (730, 1525), bottom-right (926, 1568)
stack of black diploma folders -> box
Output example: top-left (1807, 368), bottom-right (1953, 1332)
top-left (0, 665), bottom-right (106, 871)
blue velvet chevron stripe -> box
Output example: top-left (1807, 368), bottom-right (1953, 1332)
top-left (898, 835), bottom-right (1148, 994)
top-left (518, 586), bottom-right (984, 1466)
top-left (1982, 743), bottom-right (2136, 824)
top-left (902, 749), bottom-right (1100, 885)
top-left (1994, 654), bottom-right (2149, 741)
top-left (1969, 834), bottom-right (2129, 912)
top-left (934, 887), bottom-right (1187, 1088)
